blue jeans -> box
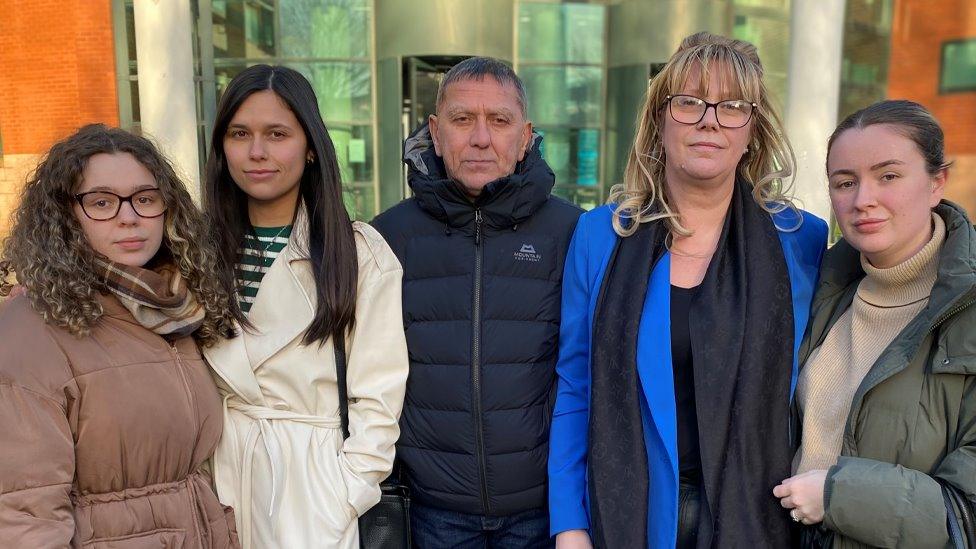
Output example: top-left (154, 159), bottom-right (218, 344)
top-left (411, 503), bottom-right (554, 549)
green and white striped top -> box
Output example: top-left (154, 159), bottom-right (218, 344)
top-left (235, 225), bottom-right (292, 314)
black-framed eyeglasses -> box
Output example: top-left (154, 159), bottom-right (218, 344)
top-left (74, 189), bottom-right (167, 221)
top-left (664, 94), bottom-right (757, 128)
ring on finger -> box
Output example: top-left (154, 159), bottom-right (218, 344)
top-left (791, 509), bottom-right (802, 523)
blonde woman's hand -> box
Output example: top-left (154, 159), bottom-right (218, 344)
top-left (555, 529), bottom-right (593, 549)
top-left (773, 469), bottom-right (828, 525)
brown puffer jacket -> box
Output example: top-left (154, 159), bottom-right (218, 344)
top-left (0, 293), bottom-right (239, 548)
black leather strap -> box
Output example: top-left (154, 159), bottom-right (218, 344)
top-left (334, 336), bottom-right (351, 440)
top-left (939, 478), bottom-right (975, 549)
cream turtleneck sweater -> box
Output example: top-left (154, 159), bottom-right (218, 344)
top-left (794, 213), bottom-right (946, 474)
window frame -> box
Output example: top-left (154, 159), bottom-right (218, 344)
top-left (939, 38), bottom-right (976, 94)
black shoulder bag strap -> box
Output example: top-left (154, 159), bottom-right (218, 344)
top-left (334, 336), bottom-right (351, 439)
top-left (332, 335), bottom-right (412, 549)
top-left (939, 477), bottom-right (976, 549)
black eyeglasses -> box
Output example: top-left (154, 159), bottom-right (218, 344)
top-left (664, 94), bottom-right (757, 128)
top-left (74, 189), bottom-right (167, 221)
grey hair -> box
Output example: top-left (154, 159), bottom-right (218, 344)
top-left (435, 56), bottom-right (528, 118)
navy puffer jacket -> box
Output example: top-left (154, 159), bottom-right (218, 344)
top-left (372, 124), bottom-right (581, 516)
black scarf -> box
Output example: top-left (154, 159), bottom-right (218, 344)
top-left (588, 180), bottom-right (794, 548)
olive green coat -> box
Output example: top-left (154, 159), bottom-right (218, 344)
top-left (795, 201), bottom-right (976, 549)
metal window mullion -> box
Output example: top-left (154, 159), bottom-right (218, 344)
top-left (212, 56), bottom-right (373, 65)
top-left (368, 0), bottom-right (379, 217)
top-left (599, 2), bottom-right (608, 204)
top-left (198, 0), bottom-right (218, 157)
top-left (111, 0), bottom-right (134, 130)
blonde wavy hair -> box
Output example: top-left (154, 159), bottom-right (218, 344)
top-left (0, 124), bottom-right (237, 346)
top-left (609, 31), bottom-right (798, 237)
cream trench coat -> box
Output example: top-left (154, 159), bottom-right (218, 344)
top-left (204, 221), bottom-right (408, 549)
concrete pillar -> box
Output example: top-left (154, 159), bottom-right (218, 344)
top-left (133, 0), bottom-right (200, 196)
top-left (785, 0), bottom-right (846, 221)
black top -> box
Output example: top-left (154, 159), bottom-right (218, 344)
top-left (671, 284), bottom-right (702, 483)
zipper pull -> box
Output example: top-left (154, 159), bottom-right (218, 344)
top-left (474, 209), bottom-right (483, 246)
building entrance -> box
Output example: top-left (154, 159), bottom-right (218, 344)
top-left (389, 55), bottom-right (470, 199)
top-left (403, 56), bottom-right (469, 134)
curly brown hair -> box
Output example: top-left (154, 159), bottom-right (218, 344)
top-left (0, 124), bottom-right (237, 345)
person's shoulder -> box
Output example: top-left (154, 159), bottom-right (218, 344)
top-left (577, 204), bottom-right (619, 237)
top-left (0, 292), bottom-right (51, 339)
top-left (947, 297), bottom-right (976, 338)
top-left (543, 195), bottom-right (585, 217)
top-left (773, 206), bottom-right (828, 243)
top-left (371, 197), bottom-right (423, 233)
top-left (558, 204), bottom-right (620, 263)
top-left (529, 196), bottom-right (584, 236)
top-left (352, 221), bottom-right (403, 278)
top-left (0, 294), bottom-right (73, 400)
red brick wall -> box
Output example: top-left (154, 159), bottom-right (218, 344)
top-left (889, 0), bottom-right (976, 153)
top-left (0, 0), bottom-right (119, 155)
top-left (888, 0), bottom-right (976, 212)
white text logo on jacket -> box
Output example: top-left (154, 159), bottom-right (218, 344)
top-left (514, 243), bottom-right (542, 263)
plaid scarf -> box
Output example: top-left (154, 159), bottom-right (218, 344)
top-left (95, 258), bottom-right (205, 338)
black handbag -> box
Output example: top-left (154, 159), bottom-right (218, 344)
top-left (333, 337), bottom-right (412, 549)
top-left (796, 524), bottom-right (834, 549)
top-left (939, 478), bottom-right (976, 549)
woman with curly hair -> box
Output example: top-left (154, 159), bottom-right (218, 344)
top-left (0, 124), bottom-right (241, 547)
top-left (548, 32), bottom-right (828, 548)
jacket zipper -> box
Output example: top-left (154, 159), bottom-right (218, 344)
top-left (471, 209), bottom-right (491, 514)
top-left (171, 342), bottom-right (201, 446)
top-left (929, 294), bottom-right (976, 333)
top-left (170, 341), bottom-right (206, 542)
top-left (843, 291), bottom-right (976, 454)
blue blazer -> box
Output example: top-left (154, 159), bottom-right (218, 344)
top-left (547, 204), bottom-right (828, 546)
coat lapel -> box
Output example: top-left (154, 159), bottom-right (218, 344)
top-left (635, 252), bottom-right (679, 548)
top-left (203, 322), bottom-right (265, 405)
top-left (203, 211), bottom-right (315, 402)
top-left (243, 213), bottom-right (315, 371)
top-left (636, 252), bottom-right (678, 474)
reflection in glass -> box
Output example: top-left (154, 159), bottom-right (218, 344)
top-left (838, 0), bottom-right (892, 119)
top-left (518, 2), bottom-right (604, 64)
top-left (540, 128), bottom-right (601, 189)
top-left (553, 182), bottom-right (602, 211)
top-left (292, 62), bottom-right (372, 123)
top-left (732, 2), bottom-right (790, 106)
top-left (205, 0), bottom-right (376, 218)
top-left (215, 62), bottom-right (372, 124)
top-left (518, 1), bottom-right (606, 206)
top-left (279, 0), bottom-right (370, 59)
top-left (343, 183), bottom-right (375, 222)
top-left (329, 124), bottom-right (373, 184)
top-left (522, 66), bottom-right (603, 128)
top-left (212, 0), bottom-right (276, 59)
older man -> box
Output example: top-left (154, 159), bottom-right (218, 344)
top-left (372, 57), bottom-right (581, 547)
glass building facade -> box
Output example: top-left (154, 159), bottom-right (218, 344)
top-left (111, 0), bottom-right (802, 219)
top-left (206, 0), bottom-right (377, 216)
top-left (3, 0), bottom-right (974, 239)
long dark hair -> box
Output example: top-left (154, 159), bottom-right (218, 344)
top-left (203, 65), bottom-right (357, 345)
